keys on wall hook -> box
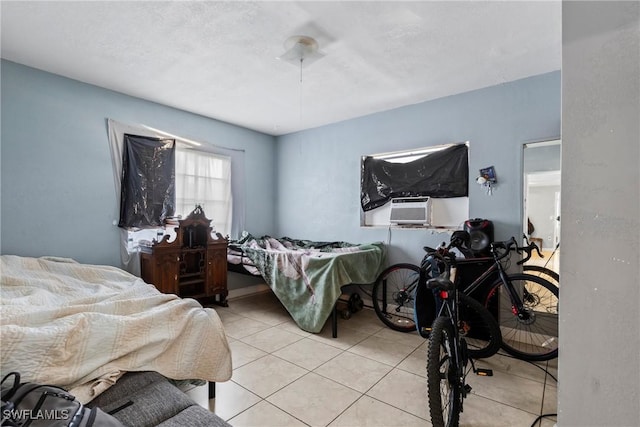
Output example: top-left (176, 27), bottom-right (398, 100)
top-left (477, 166), bottom-right (497, 196)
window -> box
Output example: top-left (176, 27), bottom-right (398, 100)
top-left (108, 119), bottom-right (244, 267)
top-left (175, 149), bottom-right (232, 235)
top-left (123, 147), bottom-right (232, 250)
top-left (360, 142), bottom-right (469, 228)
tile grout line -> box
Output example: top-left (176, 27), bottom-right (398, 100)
top-left (227, 300), bottom-right (430, 424)
top-left (219, 292), bottom-right (556, 426)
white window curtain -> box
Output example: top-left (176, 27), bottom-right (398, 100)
top-left (175, 149), bottom-right (232, 235)
top-left (107, 119), bottom-right (245, 273)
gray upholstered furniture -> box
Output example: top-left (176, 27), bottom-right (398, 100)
top-left (86, 372), bottom-right (230, 427)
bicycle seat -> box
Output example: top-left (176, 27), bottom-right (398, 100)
top-left (426, 276), bottom-right (455, 291)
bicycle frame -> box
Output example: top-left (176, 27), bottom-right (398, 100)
top-left (463, 260), bottom-right (526, 314)
top-left (426, 247), bottom-right (529, 321)
top-left (433, 278), bottom-right (469, 409)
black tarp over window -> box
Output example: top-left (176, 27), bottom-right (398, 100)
top-left (118, 134), bottom-right (176, 228)
top-left (360, 144), bottom-right (468, 211)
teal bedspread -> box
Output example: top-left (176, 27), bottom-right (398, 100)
top-left (232, 233), bottom-right (385, 333)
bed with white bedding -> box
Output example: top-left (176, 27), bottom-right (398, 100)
top-left (0, 255), bottom-right (232, 403)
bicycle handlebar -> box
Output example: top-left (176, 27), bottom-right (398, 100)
top-left (489, 237), bottom-right (517, 262)
top-left (421, 240), bottom-right (458, 274)
top-left (423, 234), bottom-right (544, 270)
top-left (491, 236), bottom-right (543, 265)
top-left (519, 234), bottom-right (545, 263)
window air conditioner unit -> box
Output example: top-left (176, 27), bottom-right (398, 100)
top-left (389, 197), bottom-right (431, 225)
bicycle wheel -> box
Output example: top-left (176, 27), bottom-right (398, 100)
top-left (427, 316), bottom-right (461, 427)
top-left (485, 274), bottom-right (559, 361)
top-left (523, 265), bottom-right (560, 286)
top-left (372, 263), bottom-right (420, 332)
top-left (458, 293), bottom-right (502, 359)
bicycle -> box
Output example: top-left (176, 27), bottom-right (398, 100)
top-left (372, 234), bottom-right (559, 361)
top-left (458, 232), bottom-right (559, 287)
top-left (375, 234), bottom-right (503, 359)
top-left (425, 250), bottom-right (495, 427)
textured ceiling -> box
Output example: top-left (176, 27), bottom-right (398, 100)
top-left (1, 1), bottom-right (561, 136)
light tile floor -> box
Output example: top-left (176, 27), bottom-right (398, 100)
top-left (212, 292), bottom-right (557, 427)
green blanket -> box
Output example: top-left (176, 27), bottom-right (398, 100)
top-left (233, 233), bottom-right (385, 333)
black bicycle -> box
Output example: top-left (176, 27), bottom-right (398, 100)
top-left (372, 234), bottom-right (559, 361)
top-left (377, 235), bottom-right (502, 359)
top-left (425, 251), bottom-right (494, 427)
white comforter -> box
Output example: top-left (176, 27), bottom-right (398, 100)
top-left (0, 255), bottom-right (232, 403)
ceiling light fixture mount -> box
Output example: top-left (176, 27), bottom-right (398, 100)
top-left (277, 35), bottom-right (325, 82)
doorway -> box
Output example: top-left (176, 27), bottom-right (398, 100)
top-left (523, 140), bottom-right (561, 277)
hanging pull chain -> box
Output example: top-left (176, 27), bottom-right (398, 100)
top-left (299, 57), bottom-right (304, 83)
top-left (299, 57), bottom-right (304, 120)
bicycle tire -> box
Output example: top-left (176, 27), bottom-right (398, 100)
top-left (523, 265), bottom-right (560, 286)
top-left (372, 263), bottom-right (420, 332)
top-left (485, 274), bottom-right (559, 361)
top-left (427, 316), bottom-right (461, 427)
top-left (458, 293), bottom-right (502, 359)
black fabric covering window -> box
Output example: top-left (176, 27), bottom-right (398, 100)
top-left (118, 134), bottom-right (176, 228)
top-left (361, 144), bottom-right (468, 211)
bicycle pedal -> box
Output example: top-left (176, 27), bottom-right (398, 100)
top-left (475, 368), bottom-right (493, 376)
top-left (463, 384), bottom-right (472, 395)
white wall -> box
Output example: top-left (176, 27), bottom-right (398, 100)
top-left (560, 1), bottom-right (639, 425)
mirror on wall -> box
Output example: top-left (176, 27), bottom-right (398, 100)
top-left (522, 139), bottom-right (561, 278)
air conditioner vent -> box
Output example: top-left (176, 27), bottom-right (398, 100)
top-left (389, 197), bottom-right (431, 225)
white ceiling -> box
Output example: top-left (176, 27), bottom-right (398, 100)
top-left (0, 1), bottom-right (561, 136)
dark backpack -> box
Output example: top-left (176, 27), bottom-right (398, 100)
top-left (1, 372), bottom-right (124, 427)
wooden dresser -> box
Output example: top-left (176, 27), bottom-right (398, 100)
top-left (140, 206), bottom-right (228, 306)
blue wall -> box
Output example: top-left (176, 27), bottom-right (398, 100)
top-left (276, 72), bottom-right (561, 266)
top-left (1, 60), bottom-right (277, 267)
top-left (1, 59), bottom-right (560, 269)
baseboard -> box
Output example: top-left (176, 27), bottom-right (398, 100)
top-left (228, 283), bottom-right (271, 300)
